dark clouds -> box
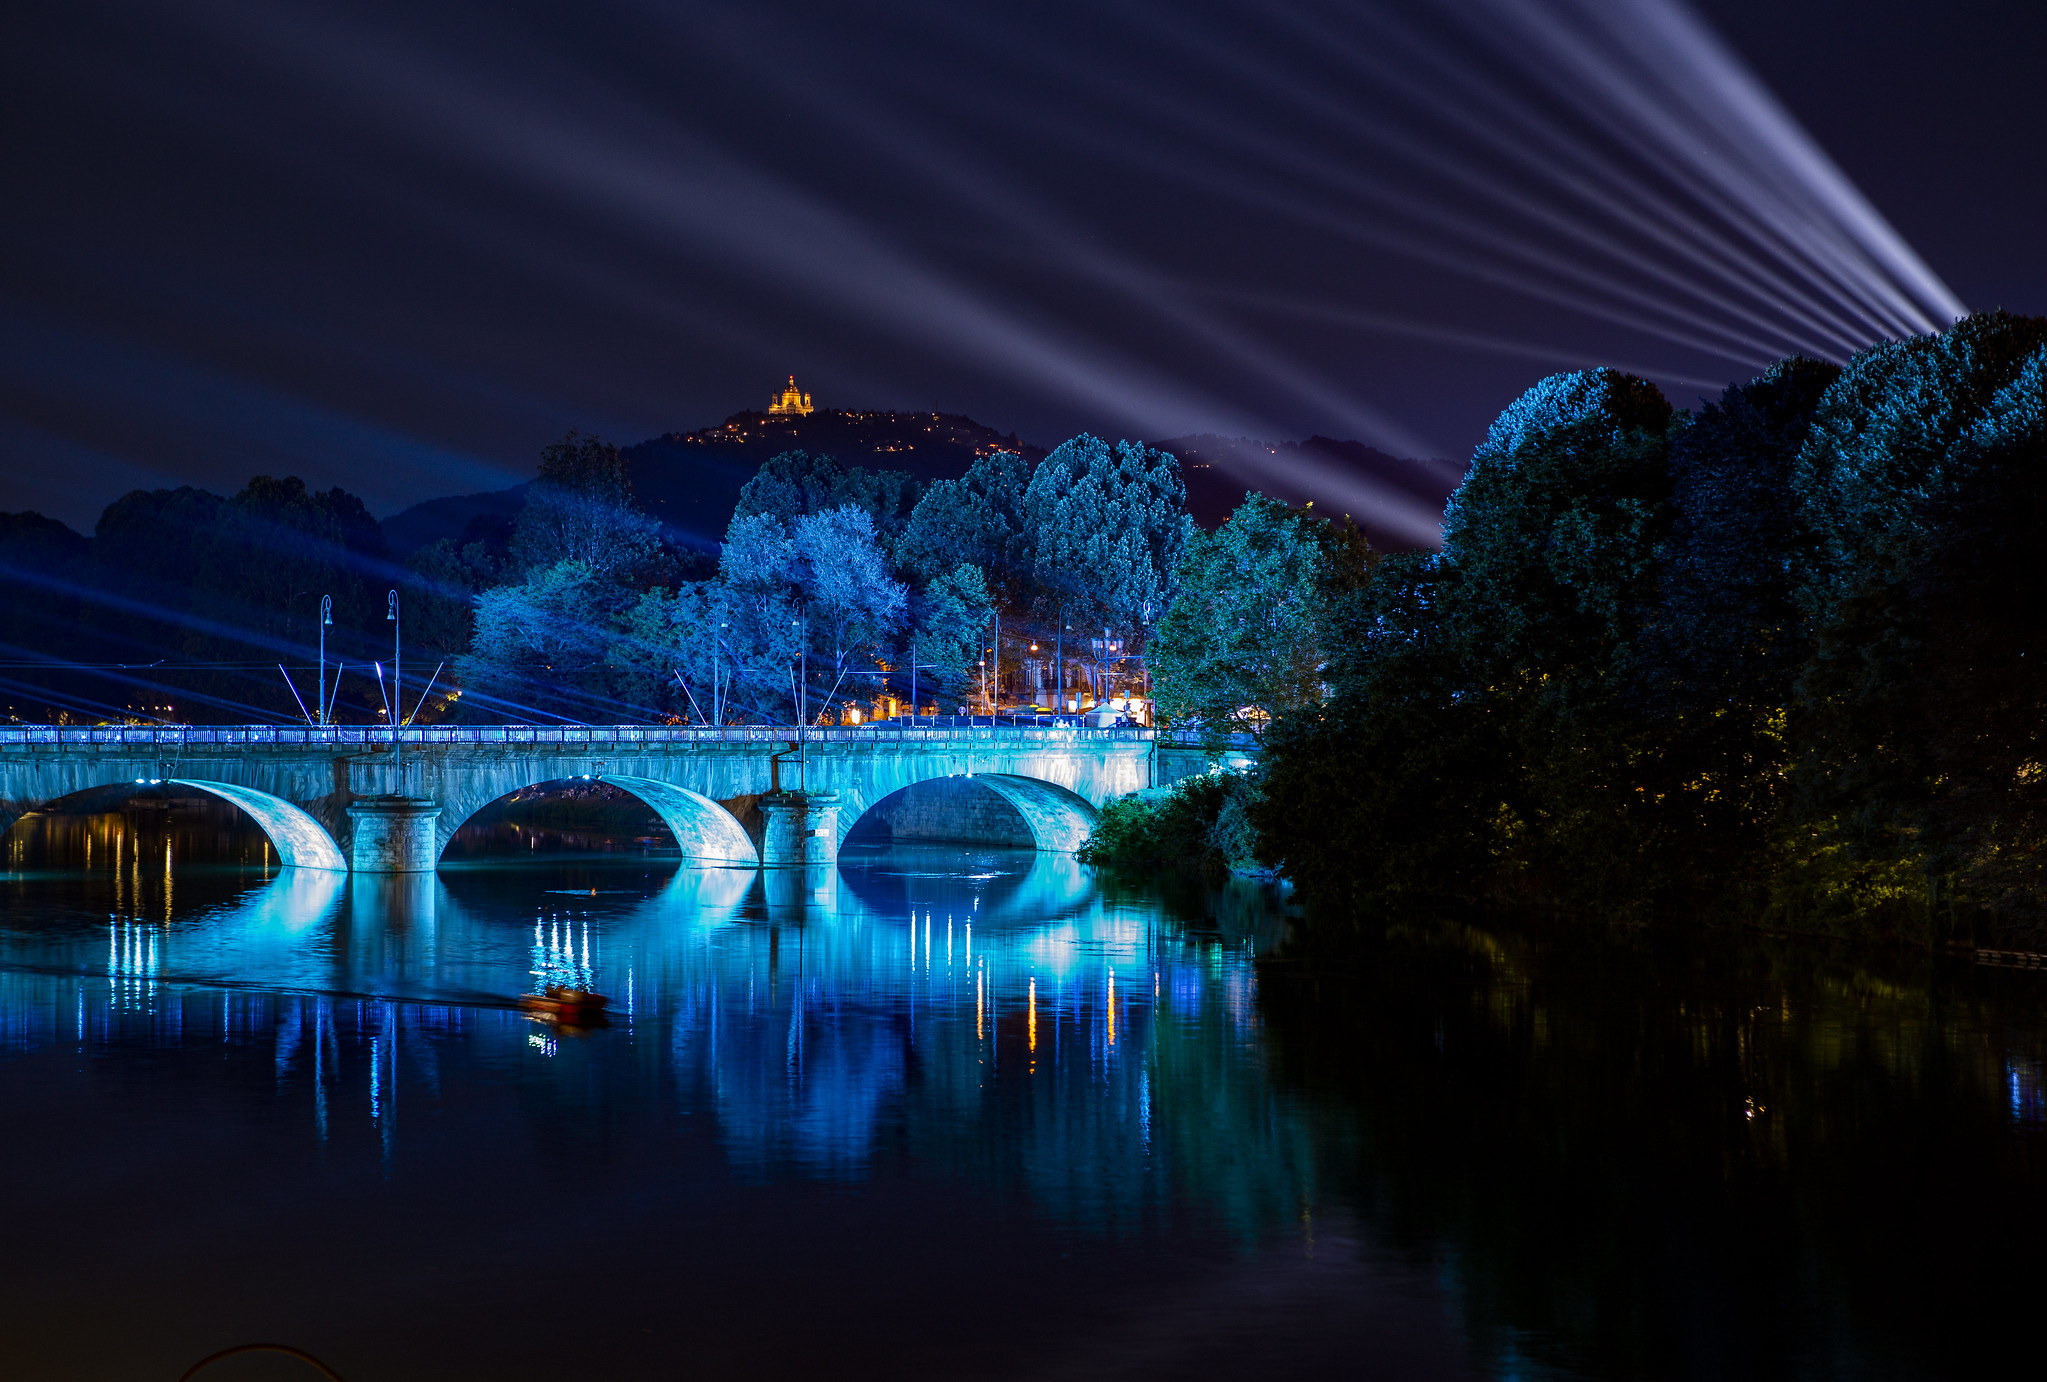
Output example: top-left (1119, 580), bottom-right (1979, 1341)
top-left (1, 0), bottom-right (2040, 533)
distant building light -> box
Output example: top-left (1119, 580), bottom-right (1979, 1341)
top-left (767, 374), bottom-right (814, 416)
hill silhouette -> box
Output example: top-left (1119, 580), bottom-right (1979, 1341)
top-left (381, 407), bottom-right (1459, 556)
top-left (382, 409), bottom-right (1046, 556)
top-left (623, 408), bottom-right (1046, 545)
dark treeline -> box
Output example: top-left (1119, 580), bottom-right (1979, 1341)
top-left (1228, 312), bottom-right (2047, 943)
top-left (0, 428), bottom-right (1192, 729)
top-left (0, 477), bottom-right (410, 724)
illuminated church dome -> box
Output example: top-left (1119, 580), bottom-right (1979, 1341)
top-left (768, 375), bottom-right (814, 416)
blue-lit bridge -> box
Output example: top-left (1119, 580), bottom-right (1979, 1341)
top-left (0, 723), bottom-right (1216, 873)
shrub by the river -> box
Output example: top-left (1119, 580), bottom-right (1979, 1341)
top-left (1079, 771), bottom-right (1261, 875)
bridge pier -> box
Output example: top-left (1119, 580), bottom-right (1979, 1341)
top-left (346, 796), bottom-right (442, 873)
top-left (760, 791), bottom-right (840, 867)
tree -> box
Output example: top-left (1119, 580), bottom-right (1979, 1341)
top-left (714, 506), bottom-right (905, 723)
top-left (404, 536), bottom-right (502, 665)
top-left (84, 486), bottom-right (224, 706)
top-left (791, 506), bottom-right (907, 719)
top-left (1151, 493), bottom-right (1361, 753)
top-left (1645, 356), bottom-right (1840, 714)
top-left (1228, 318), bottom-right (2047, 937)
top-left (908, 563), bottom-right (997, 708)
top-left (1255, 369), bottom-right (1678, 915)
top-left (1907, 341), bottom-right (2047, 929)
top-left (613, 580), bottom-right (731, 723)
top-left (1625, 357), bottom-right (1839, 907)
top-left (460, 560), bottom-right (634, 722)
top-left (1023, 435), bottom-right (1192, 698)
top-left (510, 431), bottom-right (661, 580)
top-left (1786, 313), bottom-right (2047, 932)
top-left (1252, 550), bottom-right (1518, 907)
top-left (898, 448), bottom-right (1034, 588)
top-left (0, 512), bottom-right (91, 718)
top-left (733, 450), bottom-right (919, 553)
top-left (714, 514), bottom-right (806, 724)
top-left (176, 476), bottom-right (388, 721)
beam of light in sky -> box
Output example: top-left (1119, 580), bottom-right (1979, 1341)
top-left (1586, 0), bottom-right (1965, 328)
top-left (711, 46), bottom-right (1441, 462)
top-left (911, 0), bottom-right (1957, 372)
top-left (944, 0), bottom-right (1942, 370)
top-left (1458, 0), bottom-right (1962, 334)
top-left (3, 0), bottom-right (1969, 551)
top-left (1200, 285), bottom-right (1732, 393)
top-left (202, 2), bottom-right (1281, 445)
top-left (1264, 3), bottom-right (1886, 356)
top-left (231, 0), bottom-right (1954, 420)
top-left (1108, 5), bottom-right (1857, 361)
top-left (1014, 104), bottom-right (1801, 369)
top-left (1045, 66), bottom-right (1810, 366)
top-left (906, 2), bottom-right (1812, 371)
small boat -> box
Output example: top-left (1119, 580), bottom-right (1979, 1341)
top-left (519, 985), bottom-right (613, 1025)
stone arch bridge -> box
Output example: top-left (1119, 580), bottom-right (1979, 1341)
top-left (0, 724), bottom-right (1205, 872)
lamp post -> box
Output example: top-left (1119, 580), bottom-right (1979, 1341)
top-left (905, 634), bottom-right (940, 725)
top-left (317, 595), bottom-right (333, 725)
top-left (714, 621), bottom-right (729, 726)
top-left (387, 590), bottom-right (401, 776)
top-left (791, 615), bottom-right (808, 792)
top-left (1057, 618), bottom-right (1068, 714)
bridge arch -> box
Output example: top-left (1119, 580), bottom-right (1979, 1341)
top-left (601, 775), bottom-right (759, 865)
top-left (841, 772), bottom-right (1098, 853)
top-left (169, 780), bottom-right (350, 871)
top-left (0, 778), bottom-right (348, 871)
top-left (435, 773), bottom-right (758, 866)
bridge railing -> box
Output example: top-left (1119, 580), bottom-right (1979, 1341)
top-left (0, 723), bottom-right (1163, 749)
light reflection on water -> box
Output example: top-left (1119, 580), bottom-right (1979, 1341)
top-left (1, 806), bottom-right (1380, 1380)
top-left (0, 836), bottom-right (1281, 1193)
top-left (5, 804), bottom-right (2047, 1381)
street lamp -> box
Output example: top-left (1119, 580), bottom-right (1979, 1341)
top-left (905, 634), bottom-right (940, 726)
top-left (387, 590), bottom-right (401, 775)
top-left (317, 595), bottom-right (333, 725)
top-left (791, 615), bottom-right (808, 791)
top-left (714, 621), bottom-right (730, 726)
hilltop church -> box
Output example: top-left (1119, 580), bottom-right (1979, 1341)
top-left (767, 375), bottom-right (813, 416)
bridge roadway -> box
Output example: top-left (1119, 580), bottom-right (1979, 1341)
top-left (0, 723), bottom-right (1207, 873)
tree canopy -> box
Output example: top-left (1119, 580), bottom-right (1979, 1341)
top-left (1242, 315), bottom-right (2047, 945)
top-left (1150, 493), bottom-right (1369, 752)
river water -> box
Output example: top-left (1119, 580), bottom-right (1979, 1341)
top-left (1, 801), bottom-right (2043, 1380)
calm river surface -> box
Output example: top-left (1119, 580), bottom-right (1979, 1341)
top-left (1, 802), bottom-right (2043, 1380)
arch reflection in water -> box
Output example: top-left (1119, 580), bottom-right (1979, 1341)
top-left (0, 843), bottom-right (1296, 1243)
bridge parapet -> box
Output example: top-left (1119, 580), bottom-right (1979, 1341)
top-left (0, 723), bottom-right (1167, 873)
top-left (0, 723), bottom-right (1157, 750)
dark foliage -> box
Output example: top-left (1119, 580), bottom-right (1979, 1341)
top-left (1076, 771), bottom-right (1257, 876)
top-left (731, 450), bottom-right (920, 553)
top-left (1252, 318), bottom-right (2047, 942)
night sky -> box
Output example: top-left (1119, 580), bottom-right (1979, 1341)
top-left (3, 0), bottom-right (2042, 534)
